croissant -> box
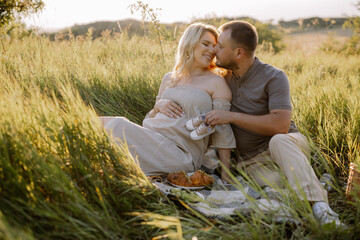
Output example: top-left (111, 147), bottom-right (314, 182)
top-left (190, 170), bottom-right (215, 187)
top-left (167, 171), bottom-right (194, 187)
top-left (167, 171), bottom-right (185, 182)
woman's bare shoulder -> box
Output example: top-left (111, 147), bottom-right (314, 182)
top-left (207, 72), bottom-right (228, 87)
top-left (157, 72), bottom-right (174, 96)
top-left (207, 73), bottom-right (231, 101)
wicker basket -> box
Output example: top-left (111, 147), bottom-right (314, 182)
top-left (346, 162), bottom-right (360, 201)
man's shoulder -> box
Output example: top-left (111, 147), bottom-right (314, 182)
top-left (257, 59), bottom-right (287, 79)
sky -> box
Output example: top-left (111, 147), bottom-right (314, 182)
top-left (24, 0), bottom-right (360, 31)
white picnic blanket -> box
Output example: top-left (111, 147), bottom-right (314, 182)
top-left (153, 177), bottom-right (296, 223)
top-left (190, 189), bottom-right (292, 219)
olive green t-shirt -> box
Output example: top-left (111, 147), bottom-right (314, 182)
top-left (228, 57), bottom-right (298, 160)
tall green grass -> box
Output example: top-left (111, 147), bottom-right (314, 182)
top-left (0, 83), bottom-right (172, 239)
top-left (1, 33), bottom-right (360, 239)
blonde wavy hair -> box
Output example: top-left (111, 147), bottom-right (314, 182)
top-left (170, 23), bottom-right (220, 87)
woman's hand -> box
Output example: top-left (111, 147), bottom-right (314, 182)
top-left (221, 168), bottom-right (231, 184)
top-left (155, 99), bottom-right (184, 118)
top-left (218, 148), bottom-right (232, 184)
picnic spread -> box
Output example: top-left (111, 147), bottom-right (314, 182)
top-left (151, 171), bottom-right (300, 224)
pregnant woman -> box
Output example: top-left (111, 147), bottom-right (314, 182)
top-left (100, 23), bottom-right (235, 181)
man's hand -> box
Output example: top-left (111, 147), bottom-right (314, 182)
top-left (205, 110), bottom-right (233, 126)
top-left (154, 99), bottom-right (184, 118)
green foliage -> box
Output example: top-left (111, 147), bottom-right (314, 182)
top-left (0, 0), bottom-right (44, 27)
top-left (3, 20), bottom-right (34, 42)
top-left (344, 17), bottom-right (360, 35)
top-left (249, 19), bottom-right (285, 53)
top-left (340, 1), bottom-right (360, 55)
top-left (343, 17), bottom-right (360, 54)
top-left (342, 34), bottom-right (360, 55)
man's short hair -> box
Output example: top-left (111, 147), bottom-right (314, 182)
top-left (220, 20), bottom-right (258, 51)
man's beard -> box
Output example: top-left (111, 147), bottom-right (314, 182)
top-left (215, 57), bottom-right (237, 71)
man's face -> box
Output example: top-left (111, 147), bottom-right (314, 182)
top-left (214, 29), bottom-right (238, 70)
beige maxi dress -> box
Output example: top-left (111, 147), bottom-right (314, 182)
top-left (101, 86), bottom-right (236, 175)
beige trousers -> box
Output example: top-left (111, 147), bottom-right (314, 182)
top-left (237, 132), bottom-right (327, 202)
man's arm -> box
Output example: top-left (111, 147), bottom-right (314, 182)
top-left (205, 109), bottom-right (292, 136)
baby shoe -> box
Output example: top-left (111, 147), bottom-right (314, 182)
top-left (186, 114), bottom-right (206, 130)
top-left (190, 122), bottom-right (215, 140)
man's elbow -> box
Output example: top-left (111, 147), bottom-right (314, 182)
top-left (273, 122), bottom-right (290, 135)
top-left (276, 128), bottom-right (289, 135)
top-left (269, 110), bottom-right (292, 135)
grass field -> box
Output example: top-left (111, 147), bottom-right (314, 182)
top-left (0, 29), bottom-right (360, 239)
top-left (284, 27), bottom-right (352, 53)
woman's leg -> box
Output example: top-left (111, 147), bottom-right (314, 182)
top-left (102, 117), bottom-right (195, 175)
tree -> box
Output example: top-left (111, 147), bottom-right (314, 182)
top-left (342, 0), bottom-right (360, 54)
top-left (0, 0), bottom-right (44, 27)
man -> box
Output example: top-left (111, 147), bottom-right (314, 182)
top-left (205, 20), bottom-right (342, 226)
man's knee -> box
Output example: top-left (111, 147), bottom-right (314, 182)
top-left (246, 163), bottom-right (284, 188)
top-left (269, 133), bottom-right (311, 156)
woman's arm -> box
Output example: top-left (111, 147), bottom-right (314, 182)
top-left (218, 148), bottom-right (231, 183)
top-left (152, 73), bottom-right (183, 118)
top-left (210, 75), bottom-right (232, 102)
top-left (146, 73), bottom-right (183, 118)
top-left (205, 76), bottom-right (231, 182)
top-left (145, 109), bottom-right (157, 119)
top-left (209, 75), bottom-right (233, 182)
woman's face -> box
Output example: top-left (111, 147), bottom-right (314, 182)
top-left (192, 31), bottom-right (216, 69)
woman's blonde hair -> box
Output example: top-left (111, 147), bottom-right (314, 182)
top-left (170, 23), bottom-right (219, 86)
